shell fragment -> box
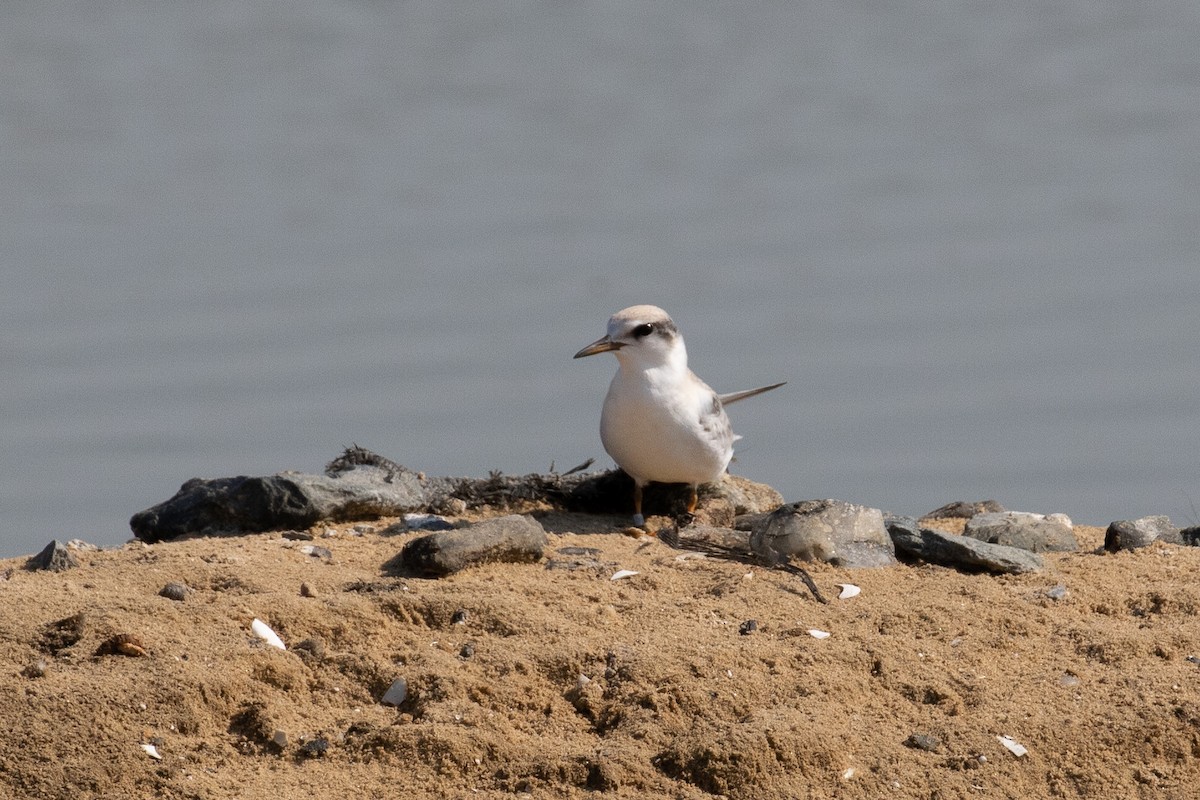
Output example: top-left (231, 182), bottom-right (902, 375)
top-left (836, 583), bottom-right (861, 599)
top-left (141, 743), bottom-right (162, 760)
top-left (610, 569), bottom-right (639, 581)
top-left (807, 629), bottom-right (832, 639)
top-left (251, 618), bottom-right (286, 650)
top-left (997, 735), bottom-right (1028, 757)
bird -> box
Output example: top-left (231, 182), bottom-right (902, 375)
top-left (573, 305), bottom-right (784, 527)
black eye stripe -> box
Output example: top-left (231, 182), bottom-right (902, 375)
top-left (632, 323), bottom-right (654, 338)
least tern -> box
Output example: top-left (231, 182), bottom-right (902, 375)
top-left (574, 305), bottom-right (784, 527)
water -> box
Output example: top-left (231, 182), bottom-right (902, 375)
top-left (4, 2), bottom-right (1199, 558)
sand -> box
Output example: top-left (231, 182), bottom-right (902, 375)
top-left (2, 506), bottom-right (1200, 799)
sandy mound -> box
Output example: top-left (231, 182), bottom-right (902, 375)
top-left (2, 510), bottom-right (1199, 799)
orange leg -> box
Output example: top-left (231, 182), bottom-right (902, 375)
top-left (686, 485), bottom-right (698, 515)
top-left (632, 483), bottom-right (645, 527)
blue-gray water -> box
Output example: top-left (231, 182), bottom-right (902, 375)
top-left (4, 2), bottom-right (1199, 558)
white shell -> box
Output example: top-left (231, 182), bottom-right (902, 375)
top-left (997, 735), bottom-right (1028, 757)
top-left (610, 569), bottom-right (639, 581)
top-left (251, 618), bottom-right (286, 650)
top-left (141, 743), bottom-right (162, 760)
top-left (807, 629), bottom-right (832, 639)
top-left (836, 583), bottom-right (861, 599)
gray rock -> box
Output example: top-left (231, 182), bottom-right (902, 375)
top-left (1104, 515), bottom-right (1180, 551)
top-left (923, 500), bottom-right (1006, 519)
top-left (886, 517), bottom-right (1044, 574)
top-left (25, 540), bottom-right (80, 572)
top-left (750, 499), bottom-right (897, 568)
top-left (159, 582), bottom-right (190, 601)
top-left (963, 511), bottom-right (1078, 553)
top-left (905, 733), bottom-right (942, 752)
top-left (396, 515), bottom-right (547, 576)
top-left (381, 678), bottom-right (408, 707)
top-left (130, 464), bottom-right (431, 543)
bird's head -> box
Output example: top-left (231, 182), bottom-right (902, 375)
top-left (573, 305), bottom-right (687, 370)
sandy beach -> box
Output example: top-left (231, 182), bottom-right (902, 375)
top-left (3, 499), bottom-right (1199, 799)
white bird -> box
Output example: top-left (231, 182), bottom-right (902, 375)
top-left (574, 305), bottom-right (784, 526)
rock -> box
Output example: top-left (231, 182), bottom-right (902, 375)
top-left (25, 540), bottom-right (80, 572)
top-left (738, 620), bottom-right (759, 636)
top-left (381, 678), bottom-right (408, 707)
top-left (963, 511), bottom-right (1078, 553)
top-left (394, 515), bottom-right (547, 576)
top-left (923, 500), bottom-right (1005, 519)
top-left (749, 500), bottom-right (896, 568)
top-left (159, 582), bottom-right (190, 601)
top-left (886, 516), bottom-right (1044, 574)
top-left (403, 513), bottom-right (456, 531)
top-left (905, 733), bottom-right (941, 752)
top-left (1104, 516), bottom-right (1180, 551)
top-left (130, 464), bottom-right (431, 543)
top-left (1180, 526), bottom-right (1200, 546)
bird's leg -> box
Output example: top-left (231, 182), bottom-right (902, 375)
top-left (632, 483), bottom-right (645, 528)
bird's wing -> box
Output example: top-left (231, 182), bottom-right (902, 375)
top-left (718, 381), bottom-right (786, 407)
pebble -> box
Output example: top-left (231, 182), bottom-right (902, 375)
top-left (281, 530), bottom-right (314, 541)
top-left (300, 737), bottom-right (330, 758)
top-left (22, 658), bottom-right (48, 679)
top-left (299, 582), bottom-right (317, 598)
top-left (25, 540), bottom-right (80, 572)
top-left (459, 643), bottom-right (475, 659)
top-left (886, 516), bottom-right (1044, 574)
top-left (1104, 516), bottom-right (1180, 551)
top-left (451, 609), bottom-right (469, 625)
top-left (299, 545), bottom-right (333, 560)
top-left (272, 730), bottom-right (288, 749)
top-left (381, 678), bottom-right (408, 707)
top-left (905, 733), bottom-right (941, 752)
top-left (403, 513), bottom-right (456, 531)
top-left (1046, 584), bottom-right (1068, 601)
top-left (159, 582), bottom-right (190, 602)
top-left (739, 619), bottom-right (759, 636)
top-left (398, 515), bottom-right (547, 576)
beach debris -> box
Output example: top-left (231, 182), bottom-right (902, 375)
top-left (836, 583), bottom-right (861, 599)
top-left (25, 540), bottom-right (80, 572)
top-left (393, 515), bottom-right (547, 577)
top-left (886, 516), bottom-right (1044, 574)
top-left (451, 609), bottom-right (469, 625)
top-left (101, 633), bottom-right (149, 658)
top-left (739, 619), bottom-right (759, 635)
top-left (381, 678), bottom-right (408, 707)
top-left (159, 582), bottom-right (190, 601)
top-left (251, 619), bottom-right (286, 650)
top-left (459, 642), bottom-right (475, 659)
top-left (292, 637), bottom-right (325, 661)
top-left (749, 499), bottom-right (897, 568)
top-left (22, 658), bottom-right (48, 679)
top-left (299, 582), bottom-right (316, 597)
top-left (141, 743), bottom-right (162, 760)
top-left (1104, 516), bottom-right (1181, 552)
top-left (610, 569), bottom-right (639, 581)
top-left (963, 511), bottom-right (1078, 553)
top-left (807, 629), bottom-right (831, 639)
top-left (1060, 673), bottom-right (1080, 687)
top-left (272, 730), bottom-right (288, 749)
top-left (905, 733), bottom-right (941, 752)
top-left (997, 735), bottom-right (1028, 757)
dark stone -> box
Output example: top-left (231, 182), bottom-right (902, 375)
top-left (159, 582), bottom-right (190, 601)
top-left (923, 500), bottom-right (1005, 519)
top-left (738, 620), bottom-right (759, 636)
top-left (299, 737), bottom-right (330, 758)
top-left (905, 733), bottom-right (942, 752)
top-left (25, 540), bottom-right (79, 572)
top-left (1104, 516), bottom-right (1180, 551)
top-left (130, 464), bottom-right (429, 543)
top-left (393, 515), bottom-right (547, 576)
top-left (749, 499), bottom-right (896, 568)
top-left (963, 512), bottom-right (1078, 553)
top-left (1181, 526), bottom-right (1200, 546)
top-left (886, 517), bottom-right (1043, 574)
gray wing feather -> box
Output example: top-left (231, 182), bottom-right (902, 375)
top-left (718, 381), bottom-right (786, 407)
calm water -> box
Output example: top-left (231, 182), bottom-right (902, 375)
top-left (4, 2), bottom-right (1199, 558)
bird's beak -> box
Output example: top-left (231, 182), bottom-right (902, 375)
top-left (573, 336), bottom-right (623, 359)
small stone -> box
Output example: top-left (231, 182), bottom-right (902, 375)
top-left (25, 540), bottom-right (80, 572)
top-left (272, 730), bottom-right (288, 749)
top-left (905, 733), bottom-right (941, 752)
top-left (293, 637), bottom-right (326, 660)
top-left (451, 609), bottom-right (469, 625)
top-left (1060, 673), bottom-right (1080, 687)
top-left (1105, 516), bottom-right (1179, 552)
top-left (459, 642), bottom-right (475, 659)
top-left (299, 544), bottom-right (333, 560)
top-left (403, 513), bottom-right (455, 531)
top-left (397, 515), bottom-right (547, 576)
top-left (159, 582), bottom-right (190, 601)
top-left (299, 582), bottom-right (316, 598)
top-left (281, 530), bottom-right (314, 541)
top-left (738, 619), bottom-right (759, 636)
top-left (923, 500), bottom-right (1005, 519)
top-left (300, 737), bottom-right (329, 758)
top-left (381, 678), bottom-right (408, 707)
top-left (353, 524), bottom-right (376, 535)
top-left (1046, 584), bottom-right (1068, 600)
